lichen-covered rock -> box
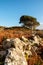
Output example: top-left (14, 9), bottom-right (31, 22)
top-left (3, 35), bottom-right (42, 65)
top-left (32, 35), bottom-right (42, 45)
top-left (4, 48), bottom-right (27, 65)
top-left (12, 38), bottom-right (24, 51)
top-left (2, 39), bottom-right (12, 49)
top-left (0, 50), bottom-right (6, 57)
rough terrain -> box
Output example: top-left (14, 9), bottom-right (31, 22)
top-left (0, 26), bottom-right (43, 65)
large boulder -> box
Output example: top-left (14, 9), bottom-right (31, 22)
top-left (0, 51), bottom-right (6, 58)
top-left (2, 36), bottom-right (42, 65)
top-left (4, 48), bottom-right (27, 65)
top-left (2, 39), bottom-right (12, 49)
top-left (12, 38), bottom-right (24, 51)
top-left (2, 38), bottom-right (24, 51)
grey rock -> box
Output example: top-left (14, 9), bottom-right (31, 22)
top-left (4, 48), bottom-right (27, 65)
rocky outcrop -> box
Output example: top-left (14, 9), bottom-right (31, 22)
top-left (0, 35), bottom-right (43, 65)
top-left (4, 48), bottom-right (27, 65)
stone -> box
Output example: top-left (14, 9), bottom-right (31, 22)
top-left (33, 35), bottom-right (41, 45)
top-left (0, 50), bottom-right (6, 57)
top-left (22, 36), bottom-right (28, 42)
top-left (3, 36), bottom-right (42, 65)
top-left (2, 39), bottom-right (12, 49)
top-left (12, 38), bottom-right (24, 51)
top-left (4, 48), bottom-right (27, 65)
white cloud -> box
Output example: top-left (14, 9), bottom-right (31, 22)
top-left (37, 24), bottom-right (43, 30)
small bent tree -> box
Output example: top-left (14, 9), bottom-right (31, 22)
top-left (19, 15), bottom-right (40, 30)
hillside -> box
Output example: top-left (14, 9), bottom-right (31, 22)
top-left (0, 26), bottom-right (32, 44)
top-left (0, 26), bottom-right (43, 47)
top-left (0, 26), bottom-right (43, 65)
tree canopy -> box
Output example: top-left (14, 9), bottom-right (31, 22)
top-left (19, 15), bottom-right (40, 29)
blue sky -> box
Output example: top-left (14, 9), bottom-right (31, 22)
top-left (0, 0), bottom-right (43, 27)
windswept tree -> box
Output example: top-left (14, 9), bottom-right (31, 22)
top-left (19, 15), bottom-right (40, 30)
